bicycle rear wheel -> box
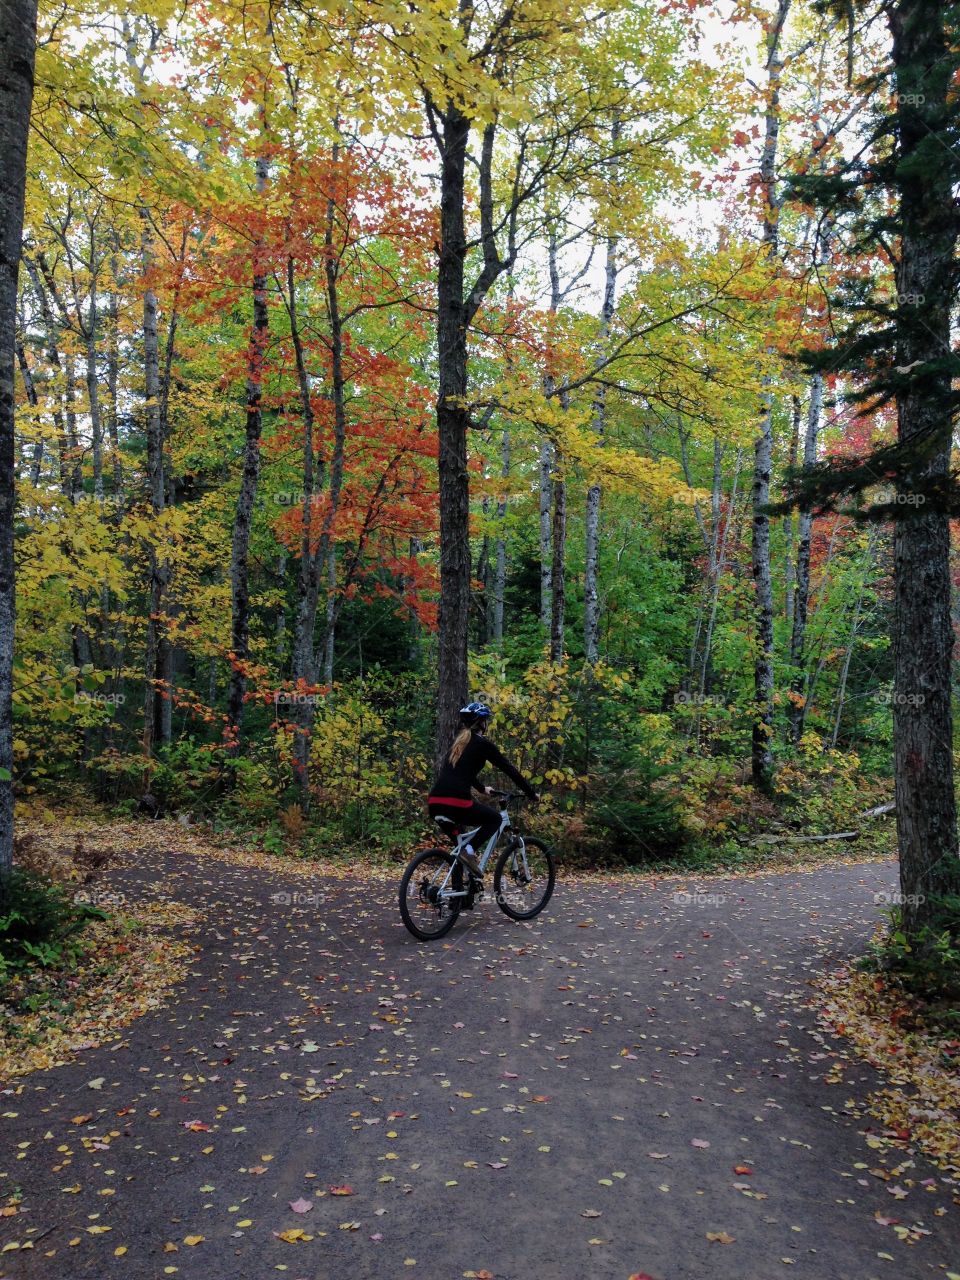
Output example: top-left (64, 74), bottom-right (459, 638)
top-left (494, 836), bottom-right (555, 921)
top-left (399, 848), bottom-right (463, 940)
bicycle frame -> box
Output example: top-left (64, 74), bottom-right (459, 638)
top-left (428, 802), bottom-right (529, 901)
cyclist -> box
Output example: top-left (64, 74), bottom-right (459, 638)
top-left (428, 702), bottom-right (539, 877)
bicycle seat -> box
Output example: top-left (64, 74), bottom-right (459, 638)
top-left (433, 815), bottom-right (461, 834)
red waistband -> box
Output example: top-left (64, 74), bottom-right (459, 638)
top-left (427, 796), bottom-right (474, 808)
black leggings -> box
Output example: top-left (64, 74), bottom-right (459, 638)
top-left (428, 799), bottom-right (501, 847)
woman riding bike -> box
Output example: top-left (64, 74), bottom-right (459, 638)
top-left (428, 702), bottom-right (539, 876)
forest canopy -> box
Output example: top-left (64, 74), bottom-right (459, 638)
top-left (3, 0), bottom-right (958, 908)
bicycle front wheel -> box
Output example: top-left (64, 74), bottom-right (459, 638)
top-left (494, 836), bottom-right (555, 921)
top-left (399, 848), bottom-right (463, 941)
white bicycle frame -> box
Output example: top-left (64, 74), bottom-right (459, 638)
top-left (429, 801), bottom-right (529, 901)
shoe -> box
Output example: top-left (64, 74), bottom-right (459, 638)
top-left (459, 848), bottom-right (482, 877)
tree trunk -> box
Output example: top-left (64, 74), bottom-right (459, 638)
top-left (0, 0), bottom-right (37, 881)
top-left (477, 496), bottom-right (491, 643)
top-left (787, 371), bottom-right (822, 743)
top-left (538, 437), bottom-right (553, 629)
top-left (699, 451), bottom-right (743, 695)
top-left (322, 546), bottom-right (336, 686)
top-left (491, 427), bottom-right (509, 645)
top-left (539, 228), bottom-right (562, 632)
top-left (750, 0), bottom-right (789, 791)
top-left (829, 530), bottom-right (875, 749)
top-left (316, 163), bottom-right (348, 686)
top-left (888, 0), bottom-right (960, 933)
top-left (15, 340), bottom-right (42, 487)
top-left (84, 226), bottom-right (104, 502)
top-left (288, 250), bottom-right (322, 795)
top-left (434, 104), bottom-right (472, 763)
top-left (226, 155), bottom-right (269, 755)
top-left (106, 251), bottom-right (123, 498)
top-left (583, 120), bottom-right (620, 665)
top-left (275, 549), bottom-right (287, 665)
top-left (22, 257), bottom-right (69, 495)
top-left (784, 394), bottom-right (800, 632)
top-left (549, 456), bottom-right (567, 662)
top-left (141, 206), bottom-right (166, 764)
top-left (686, 433), bottom-right (723, 687)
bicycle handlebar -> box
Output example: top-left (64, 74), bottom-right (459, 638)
top-left (487, 788), bottom-right (537, 803)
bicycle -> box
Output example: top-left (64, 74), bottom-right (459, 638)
top-left (399, 790), bottom-right (556, 941)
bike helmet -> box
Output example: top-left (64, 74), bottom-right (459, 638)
top-left (459, 701), bottom-right (493, 731)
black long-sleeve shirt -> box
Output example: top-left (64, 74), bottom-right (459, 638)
top-left (429, 732), bottom-right (536, 802)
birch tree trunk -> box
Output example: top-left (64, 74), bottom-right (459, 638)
top-left (750, 0), bottom-right (789, 790)
top-left (583, 117), bottom-right (621, 665)
top-left (0, 0), bottom-right (38, 879)
top-left (549, 454), bottom-right (567, 662)
top-left (787, 371), bottom-right (822, 742)
top-left (538, 437), bottom-right (553, 629)
top-left (784, 394), bottom-right (800, 632)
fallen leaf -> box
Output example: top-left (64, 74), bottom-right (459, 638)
top-left (276, 1228), bottom-right (312, 1242)
top-left (706, 1231), bottom-right (735, 1244)
top-left (289, 1198), bottom-right (312, 1214)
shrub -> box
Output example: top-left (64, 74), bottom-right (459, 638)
top-left (0, 869), bottom-right (106, 981)
top-left (864, 896), bottom-right (960, 1007)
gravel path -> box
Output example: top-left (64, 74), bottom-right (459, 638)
top-left (1, 847), bottom-right (957, 1280)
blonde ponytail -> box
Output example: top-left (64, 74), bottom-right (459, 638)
top-left (449, 727), bottom-right (472, 766)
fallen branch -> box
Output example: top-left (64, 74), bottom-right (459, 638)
top-left (740, 830), bottom-right (861, 846)
top-left (860, 801), bottom-right (895, 820)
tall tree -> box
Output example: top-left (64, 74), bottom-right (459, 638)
top-left (0, 0), bottom-right (38, 880)
top-left (887, 0), bottom-right (960, 933)
top-left (788, 0), bottom-right (960, 937)
top-left (751, 0), bottom-right (790, 790)
top-left (226, 153), bottom-right (270, 754)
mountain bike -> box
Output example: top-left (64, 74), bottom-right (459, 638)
top-left (399, 790), bottom-right (556, 941)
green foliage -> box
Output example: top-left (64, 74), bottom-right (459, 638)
top-left (863, 896), bottom-right (960, 1008)
top-left (0, 870), bottom-right (106, 982)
